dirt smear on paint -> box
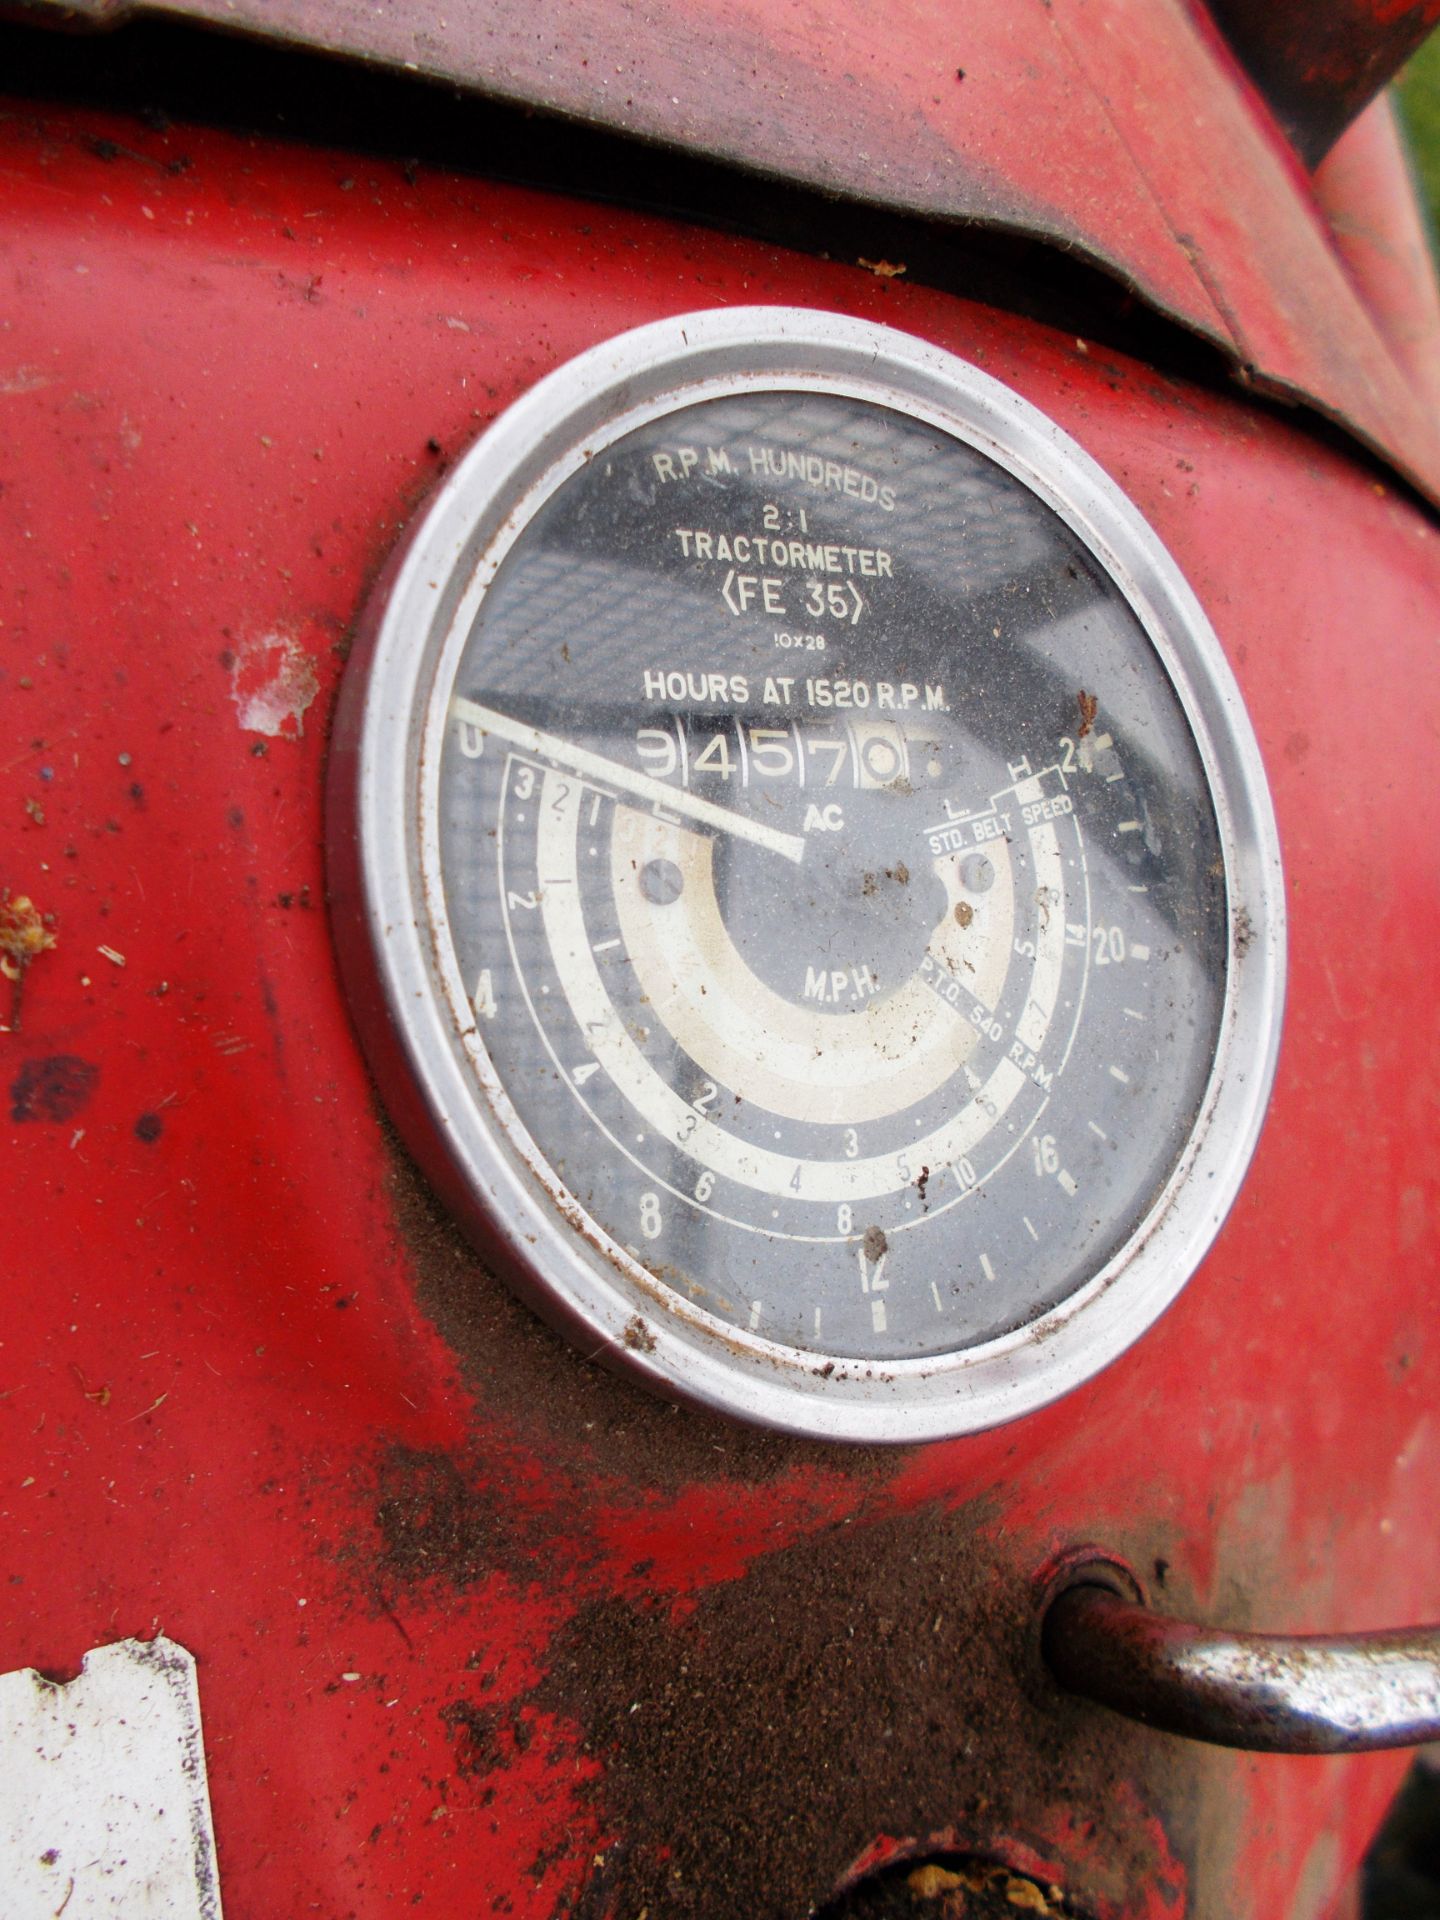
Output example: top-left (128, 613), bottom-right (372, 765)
top-left (384, 1137), bottom-right (883, 1491)
top-left (518, 1503), bottom-right (1192, 1920)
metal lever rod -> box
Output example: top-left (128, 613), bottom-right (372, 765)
top-left (1043, 1581), bottom-right (1440, 1754)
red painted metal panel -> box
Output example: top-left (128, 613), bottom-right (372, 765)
top-left (14, 0), bottom-right (1440, 505)
top-left (1, 102), bottom-right (1437, 1918)
top-left (1315, 93), bottom-right (1440, 417)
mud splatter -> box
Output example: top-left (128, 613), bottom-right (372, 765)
top-left (11, 1055), bottom-right (99, 1124)
top-left (530, 1504), bottom-right (1192, 1920)
top-left (372, 1443), bottom-right (492, 1590)
top-left (383, 1134), bottom-right (854, 1489)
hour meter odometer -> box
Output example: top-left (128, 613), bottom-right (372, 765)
top-left (329, 309), bottom-right (1284, 1442)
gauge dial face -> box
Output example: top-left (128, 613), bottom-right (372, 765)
top-left (335, 310), bottom-right (1283, 1439)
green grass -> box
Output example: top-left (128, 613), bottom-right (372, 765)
top-left (1397, 38), bottom-right (1440, 231)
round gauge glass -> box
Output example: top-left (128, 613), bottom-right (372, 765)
top-left (330, 308), bottom-right (1284, 1442)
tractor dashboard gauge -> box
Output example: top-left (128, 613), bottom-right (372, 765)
top-left (328, 309), bottom-right (1284, 1442)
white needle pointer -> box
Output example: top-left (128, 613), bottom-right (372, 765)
top-left (450, 696), bottom-right (807, 864)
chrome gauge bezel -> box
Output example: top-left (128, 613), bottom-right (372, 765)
top-left (328, 307), bottom-right (1285, 1443)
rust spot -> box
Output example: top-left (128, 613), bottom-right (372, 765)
top-left (954, 901), bottom-right (974, 929)
top-left (623, 1314), bottom-right (657, 1354)
top-left (863, 1224), bottom-right (888, 1262)
top-left (1233, 907), bottom-right (1254, 959)
top-left (1076, 691), bottom-right (1098, 739)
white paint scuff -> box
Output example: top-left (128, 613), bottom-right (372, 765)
top-left (229, 630), bottom-right (319, 738)
top-left (0, 1636), bottom-right (223, 1918)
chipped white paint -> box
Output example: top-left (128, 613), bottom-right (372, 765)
top-left (0, 1636), bottom-right (223, 1918)
top-left (229, 631), bottom-right (318, 738)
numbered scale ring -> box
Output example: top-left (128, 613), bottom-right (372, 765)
top-left (328, 308), bottom-right (1285, 1442)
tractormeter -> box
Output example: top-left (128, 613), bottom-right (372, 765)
top-left (329, 309), bottom-right (1284, 1441)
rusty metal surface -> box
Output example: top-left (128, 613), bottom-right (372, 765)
top-left (11, 0), bottom-right (1440, 506)
top-left (1044, 1583), bottom-right (1440, 1754)
top-left (1206, 0), bottom-right (1440, 167)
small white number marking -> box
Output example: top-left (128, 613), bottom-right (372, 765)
top-left (694, 1170), bottom-right (715, 1202)
top-left (639, 1191), bottom-right (662, 1239)
top-left (749, 728), bottom-right (796, 778)
top-left (472, 969), bottom-right (497, 1019)
top-left (635, 727), bottom-right (678, 779)
top-left (693, 732), bottom-right (734, 779)
top-left (1092, 925), bottom-right (1128, 965)
top-left (857, 1247), bottom-right (889, 1293)
top-left (1031, 1133), bottom-right (1060, 1176)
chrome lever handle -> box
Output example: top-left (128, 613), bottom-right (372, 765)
top-left (1042, 1575), bottom-right (1440, 1754)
